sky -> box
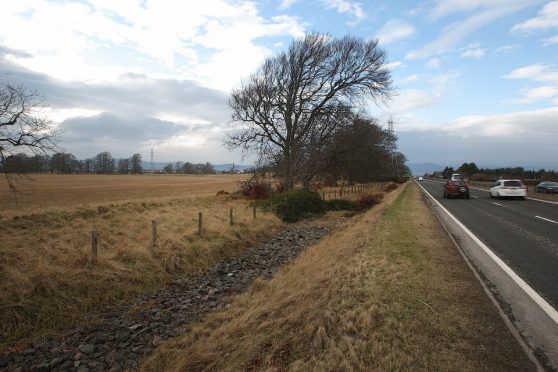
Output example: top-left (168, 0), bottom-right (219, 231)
top-left (1, 0), bottom-right (557, 169)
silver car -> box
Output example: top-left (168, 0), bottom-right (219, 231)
top-left (489, 179), bottom-right (526, 199)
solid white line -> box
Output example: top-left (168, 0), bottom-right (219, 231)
top-left (415, 181), bottom-right (558, 325)
top-left (535, 215), bottom-right (558, 224)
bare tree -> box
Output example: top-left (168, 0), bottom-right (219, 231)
top-left (131, 153), bottom-right (143, 174)
top-left (118, 158), bottom-right (130, 174)
top-left (227, 33), bottom-right (392, 190)
top-left (1, 82), bottom-right (59, 190)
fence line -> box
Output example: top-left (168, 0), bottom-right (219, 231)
top-left (88, 182), bottom-right (389, 262)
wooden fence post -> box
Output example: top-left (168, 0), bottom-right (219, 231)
top-left (340, 188), bottom-right (343, 197)
top-left (151, 220), bottom-right (157, 248)
top-left (253, 205), bottom-right (257, 220)
top-left (334, 190), bottom-right (337, 199)
top-left (322, 191), bottom-right (325, 200)
top-left (198, 212), bottom-right (203, 235)
top-left (230, 207), bottom-right (234, 225)
top-left (91, 230), bottom-right (98, 263)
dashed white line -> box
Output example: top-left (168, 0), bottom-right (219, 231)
top-left (492, 202), bottom-right (505, 207)
top-left (472, 195), bottom-right (479, 199)
top-left (535, 215), bottom-right (558, 224)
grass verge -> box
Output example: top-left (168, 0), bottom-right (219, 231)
top-left (141, 182), bottom-right (533, 371)
top-left (0, 194), bottom-right (281, 352)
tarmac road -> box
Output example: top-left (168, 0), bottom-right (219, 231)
top-left (419, 178), bottom-right (558, 311)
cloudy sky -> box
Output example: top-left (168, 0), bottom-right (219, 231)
top-left (1, 0), bottom-right (557, 168)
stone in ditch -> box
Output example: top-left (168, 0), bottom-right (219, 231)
top-left (77, 344), bottom-right (95, 354)
top-left (128, 323), bottom-right (142, 331)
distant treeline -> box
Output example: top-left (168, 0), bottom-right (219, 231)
top-left (435, 163), bottom-right (558, 180)
top-left (0, 151), bottom-right (223, 175)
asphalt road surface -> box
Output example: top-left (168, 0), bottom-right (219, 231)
top-left (418, 179), bottom-right (558, 311)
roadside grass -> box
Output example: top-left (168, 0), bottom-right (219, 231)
top-left (0, 193), bottom-right (281, 352)
top-left (141, 182), bottom-right (533, 371)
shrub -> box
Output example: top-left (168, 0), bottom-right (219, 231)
top-left (239, 175), bottom-right (272, 199)
top-left (357, 193), bottom-right (383, 210)
top-left (267, 189), bottom-right (326, 223)
top-left (384, 182), bottom-right (398, 193)
top-left (325, 199), bottom-right (358, 211)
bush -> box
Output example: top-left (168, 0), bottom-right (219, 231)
top-left (384, 182), bottom-right (398, 193)
top-left (239, 175), bottom-right (272, 199)
top-left (266, 189), bottom-right (326, 223)
top-left (325, 199), bottom-right (358, 211)
top-left (357, 193), bottom-right (383, 210)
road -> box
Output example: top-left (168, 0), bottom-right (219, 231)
top-left (418, 179), bottom-right (558, 311)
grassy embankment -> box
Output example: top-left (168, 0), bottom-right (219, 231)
top-left (0, 174), bottom-right (282, 351)
top-left (142, 182), bottom-right (533, 371)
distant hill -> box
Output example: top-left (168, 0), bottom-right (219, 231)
top-left (408, 163), bottom-right (444, 176)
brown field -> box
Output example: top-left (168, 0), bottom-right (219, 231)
top-left (0, 173), bottom-right (283, 351)
top-left (142, 183), bottom-right (533, 371)
top-left (0, 173), bottom-right (249, 217)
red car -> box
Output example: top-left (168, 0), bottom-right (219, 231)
top-left (443, 180), bottom-right (470, 199)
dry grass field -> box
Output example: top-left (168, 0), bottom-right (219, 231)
top-left (0, 173), bottom-right (283, 351)
top-left (142, 183), bottom-right (533, 371)
top-left (0, 174), bottom-right (249, 217)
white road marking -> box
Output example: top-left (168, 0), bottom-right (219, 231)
top-left (492, 202), bottom-right (505, 207)
top-left (415, 181), bottom-right (558, 325)
top-left (535, 215), bottom-right (558, 224)
top-left (472, 195), bottom-right (479, 199)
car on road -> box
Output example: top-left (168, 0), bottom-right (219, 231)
top-left (450, 173), bottom-right (462, 181)
top-left (489, 179), bottom-right (526, 199)
top-left (534, 181), bottom-right (558, 194)
top-left (418, 176), bottom-right (423, 181)
top-left (443, 179), bottom-right (470, 199)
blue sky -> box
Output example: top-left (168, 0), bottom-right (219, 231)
top-left (1, 0), bottom-right (557, 169)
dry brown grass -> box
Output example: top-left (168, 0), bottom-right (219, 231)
top-left (0, 173), bottom-right (249, 217)
top-left (0, 174), bottom-right (282, 352)
top-left (141, 182), bottom-right (533, 371)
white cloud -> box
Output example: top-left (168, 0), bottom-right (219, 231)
top-left (429, 0), bottom-right (538, 20)
top-left (0, 1), bottom-right (307, 91)
top-left (386, 72), bottom-right (458, 113)
top-left (443, 107), bottom-right (558, 138)
top-left (504, 64), bottom-right (558, 105)
top-left (407, 1), bottom-right (537, 59)
top-left (389, 89), bottom-right (438, 112)
top-left (493, 44), bottom-right (519, 54)
top-left (385, 61), bottom-right (404, 70)
top-left (543, 34), bottom-right (558, 46)
top-left (460, 43), bottom-right (486, 58)
top-left (512, 0), bottom-right (558, 33)
top-left (504, 64), bottom-right (558, 82)
top-left (399, 74), bottom-right (419, 84)
top-left (322, 0), bottom-right (365, 24)
top-left (376, 19), bottom-right (415, 44)
top-left (279, 0), bottom-right (299, 9)
top-left (426, 58), bottom-right (441, 69)
top-left (508, 86), bottom-right (558, 104)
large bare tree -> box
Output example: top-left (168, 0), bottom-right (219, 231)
top-left (227, 33), bottom-right (392, 190)
top-left (1, 82), bottom-right (58, 190)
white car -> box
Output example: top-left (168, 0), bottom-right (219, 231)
top-left (418, 176), bottom-right (423, 181)
top-left (489, 179), bottom-right (526, 200)
top-left (450, 173), bottom-right (462, 181)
